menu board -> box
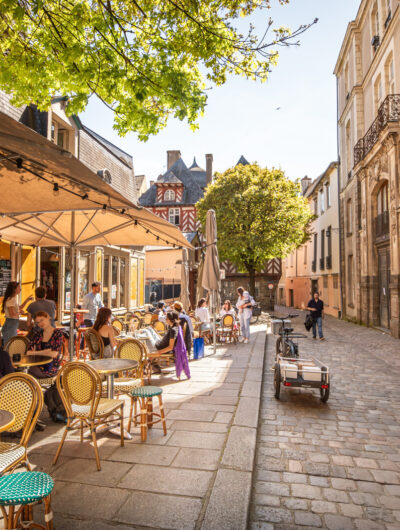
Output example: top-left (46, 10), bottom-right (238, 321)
top-left (0, 259), bottom-right (12, 296)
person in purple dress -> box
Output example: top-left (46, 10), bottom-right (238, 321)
top-left (154, 311), bottom-right (190, 380)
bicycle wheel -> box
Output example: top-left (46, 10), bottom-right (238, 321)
top-left (320, 386), bottom-right (330, 403)
top-left (250, 315), bottom-right (258, 325)
top-left (274, 363), bottom-right (281, 399)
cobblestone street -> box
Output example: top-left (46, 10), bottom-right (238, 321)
top-left (250, 311), bottom-right (400, 530)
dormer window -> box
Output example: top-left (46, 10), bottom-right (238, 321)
top-left (164, 189), bottom-right (176, 202)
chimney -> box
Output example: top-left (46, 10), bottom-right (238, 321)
top-left (167, 150), bottom-right (181, 169)
top-left (301, 175), bottom-right (312, 195)
top-left (205, 153), bottom-right (213, 186)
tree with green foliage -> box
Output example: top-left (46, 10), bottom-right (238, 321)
top-left (0, 1), bottom-right (316, 139)
top-left (197, 163), bottom-right (314, 296)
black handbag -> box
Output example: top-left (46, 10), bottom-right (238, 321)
top-left (304, 313), bottom-right (313, 331)
top-left (252, 305), bottom-right (262, 317)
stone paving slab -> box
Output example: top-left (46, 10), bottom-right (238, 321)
top-left (249, 309), bottom-right (400, 529)
top-left (24, 323), bottom-right (266, 528)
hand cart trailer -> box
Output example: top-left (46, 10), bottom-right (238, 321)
top-left (273, 354), bottom-right (330, 402)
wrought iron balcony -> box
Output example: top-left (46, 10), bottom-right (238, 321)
top-left (354, 94), bottom-right (400, 166)
top-left (319, 257), bottom-right (325, 271)
top-left (375, 211), bottom-right (389, 240)
top-left (312, 260), bottom-right (316, 273)
top-left (326, 255), bottom-right (332, 269)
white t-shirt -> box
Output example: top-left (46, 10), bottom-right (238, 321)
top-left (195, 306), bottom-right (210, 323)
top-left (5, 296), bottom-right (19, 319)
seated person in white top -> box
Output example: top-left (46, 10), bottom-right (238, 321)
top-left (195, 298), bottom-right (211, 332)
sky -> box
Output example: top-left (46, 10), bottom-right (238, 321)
top-left (80, 0), bottom-right (361, 185)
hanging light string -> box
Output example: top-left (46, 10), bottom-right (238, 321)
top-left (0, 152), bottom-right (216, 251)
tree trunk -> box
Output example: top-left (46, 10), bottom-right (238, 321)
top-left (248, 267), bottom-right (256, 298)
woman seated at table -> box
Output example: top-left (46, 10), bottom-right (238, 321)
top-left (27, 311), bottom-right (64, 379)
top-left (195, 298), bottom-right (211, 332)
top-left (93, 307), bottom-right (117, 358)
top-left (154, 311), bottom-right (190, 380)
top-left (220, 300), bottom-right (236, 319)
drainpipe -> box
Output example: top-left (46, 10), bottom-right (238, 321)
top-left (336, 76), bottom-right (344, 319)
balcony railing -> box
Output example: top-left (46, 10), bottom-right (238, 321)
top-left (375, 211), bottom-right (389, 240)
top-left (319, 257), bottom-right (325, 271)
top-left (326, 255), bottom-right (332, 269)
top-left (354, 94), bottom-right (400, 166)
top-left (312, 260), bottom-right (316, 273)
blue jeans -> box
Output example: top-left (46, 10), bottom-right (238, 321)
top-left (239, 312), bottom-right (251, 339)
top-left (312, 317), bottom-right (323, 338)
top-left (1, 318), bottom-right (19, 347)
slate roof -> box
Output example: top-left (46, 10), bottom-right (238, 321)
top-left (236, 155), bottom-right (250, 166)
top-left (189, 157), bottom-right (207, 189)
top-left (139, 157), bottom-right (204, 207)
top-left (82, 126), bottom-right (133, 169)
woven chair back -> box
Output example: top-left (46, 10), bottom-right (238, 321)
top-left (116, 339), bottom-right (145, 377)
top-left (152, 320), bottom-right (166, 334)
top-left (112, 326), bottom-right (120, 337)
top-left (143, 313), bottom-right (153, 325)
top-left (57, 362), bottom-right (101, 418)
top-left (222, 314), bottom-right (234, 328)
top-left (133, 311), bottom-right (143, 320)
top-left (0, 373), bottom-right (43, 445)
top-left (112, 319), bottom-right (124, 332)
top-left (129, 317), bottom-right (140, 332)
top-left (124, 312), bottom-right (134, 323)
top-left (4, 336), bottom-right (29, 356)
top-left (85, 328), bottom-right (104, 360)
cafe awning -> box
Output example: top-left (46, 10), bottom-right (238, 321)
top-left (0, 111), bottom-right (191, 249)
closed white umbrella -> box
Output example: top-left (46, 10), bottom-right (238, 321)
top-left (202, 210), bottom-right (221, 354)
top-left (179, 249), bottom-right (190, 312)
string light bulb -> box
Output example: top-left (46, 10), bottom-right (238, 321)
top-left (82, 193), bottom-right (88, 200)
top-left (134, 219), bottom-right (138, 226)
top-left (53, 183), bottom-right (60, 196)
top-left (121, 208), bottom-right (126, 215)
top-left (101, 204), bottom-right (107, 214)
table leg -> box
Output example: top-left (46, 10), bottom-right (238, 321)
top-left (107, 374), bottom-right (114, 399)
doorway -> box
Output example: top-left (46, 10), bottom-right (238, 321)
top-left (289, 289), bottom-right (294, 307)
top-left (311, 279), bottom-right (319, 297)
top-left (378, 246), bottom-right (390, 329)
top-left (40, 247), bottom-right (60, 303)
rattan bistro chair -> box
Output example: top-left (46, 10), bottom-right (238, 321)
top-left (112, 318), bottom-right (124, 333)
top-left (152, 320), bottom-right (166, 334)
top-left (85, 328), bottom-right (104, 360)
top-left (217, 314), bottom-right (238, 343)
top-left (53, 362), bottom-right (124, 471)
top-left (142, 312), bottom-right (153, 327)
top-left (0, 373), bottom-right (43, 475)
top-left (4, 336), bottom-right (30, 357)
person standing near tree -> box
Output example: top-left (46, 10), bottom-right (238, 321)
top-left (82, 282), bottom-right (103, 328)
top-left (306, 292), bottom-right (325, 341)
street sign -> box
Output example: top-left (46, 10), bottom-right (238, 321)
top-left (267, 282), bottom-right (274, 290)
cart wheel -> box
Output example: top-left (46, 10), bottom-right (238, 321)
top-left (276, 337), bottom-right (283, 356)
top-left (274, 363), bottom-right (281, 399)
top-left (320, 386), bottom-right (330, 403)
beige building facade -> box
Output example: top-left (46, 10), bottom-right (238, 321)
top-left (282, 163), bottom-right (341, 318)
top-left (335, 0), bottom-right (400, 336)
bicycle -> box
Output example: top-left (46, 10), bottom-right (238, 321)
top-left (271, 314), bottom-right (306, 359)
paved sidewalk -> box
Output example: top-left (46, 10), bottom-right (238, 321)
top-left (26, 325), bottom-right (265, 529)
top-left (250, 311), bottom-right (400, 530)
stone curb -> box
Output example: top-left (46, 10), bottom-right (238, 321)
top-left (200, 326), bottom-right (268, 530)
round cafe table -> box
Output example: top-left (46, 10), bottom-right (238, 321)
top-left (87, 358), bottom-right (139, 399)
top-left (87, 358), bottom-right (139, 440)
top-left (0, 410), bottom-right (15, 433)
top-left (12, 355), bottom-right (52, 373)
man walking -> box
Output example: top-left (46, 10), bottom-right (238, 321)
top-left (82, 282), bottom-right (103, 327)
top-left (306, 291), bottom-right (325, 341)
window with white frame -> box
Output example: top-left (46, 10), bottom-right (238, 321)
top-left (325, 182), bottom-right (331, 208)
top-left (320, 189), bottom-right (325, 214)
top-left (164, 189), bottom-right (175, 202)
top-left (169, 208), bottom-right (180, 226)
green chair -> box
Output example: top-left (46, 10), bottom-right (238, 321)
top-left (128, 386), bottom-right (167, 442)
top-left (0, 471), bottom-right (54, 529)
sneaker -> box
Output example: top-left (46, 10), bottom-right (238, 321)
top-left (243, 338), bottom-right (249, 344)
top-left (312, 336), bottom-right (317, 340)
top-left (320, 337), bottom-right (326, 341)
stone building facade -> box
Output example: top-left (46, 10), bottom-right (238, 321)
top-left (334, 0), bottom-right (400, 336)
top-left (280, 163), bottom-right (342, 318)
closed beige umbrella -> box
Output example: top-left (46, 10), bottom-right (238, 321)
top-left (202, 210), bottom-right (221, 354)
top-left (179, 249), bottom-right (190, 312)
